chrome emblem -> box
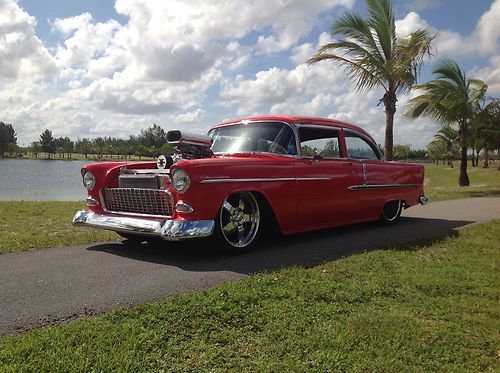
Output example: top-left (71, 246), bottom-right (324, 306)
top-left (157, 155), bottom-right (167, 169)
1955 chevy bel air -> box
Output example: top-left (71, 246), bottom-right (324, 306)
top-left (73, 115), bottom-right (427, 253)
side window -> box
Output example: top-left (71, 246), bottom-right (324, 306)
top-left (299, 126), bottom-right (341, 158)
top-left (345, 132), bottom-right (380, 160)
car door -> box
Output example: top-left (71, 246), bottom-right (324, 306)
top-left (344, 129), bottom-right (386, 221)
top-left (294, 125), bottom-right (360, 231)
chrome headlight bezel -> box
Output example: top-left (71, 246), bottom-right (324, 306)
top-left (172, 168), bottom-right (190, 194)
top-left (82, 170), bottom-right (96, 191)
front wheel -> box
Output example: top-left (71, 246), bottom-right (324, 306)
top-left (380, 200), bottom-right (403, 225)
top-left (216, 192), bottom-right (261, 254)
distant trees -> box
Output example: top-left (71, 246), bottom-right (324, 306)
top-left (472, 98), bottom-right (500, 168)
top-left (0, 122), bottom-right (18, 157)
top-left (39, 129), bottom-right (56, 159)
top-left (434, 124), bottom-right (458, 167)
top-left (23, 124), bottom-right (173, 160)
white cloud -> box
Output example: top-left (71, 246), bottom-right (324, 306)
top-left (0, 0), bottom-right (57, 79)
top-left (0, 0), bottom-right (496, 151)
top-left (53, 13), bottom-right (122, 69)
top-left (176, 109), bottom-right (205, 124)
top-left (396, 0), bottom-right (500, 58)
top-left (470, 55), bottom-right (500, 94)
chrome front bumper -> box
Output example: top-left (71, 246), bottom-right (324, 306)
top-left (72, 210), bottom-right (214, 240)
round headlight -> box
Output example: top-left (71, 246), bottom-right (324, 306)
top-left (172, 168), bottom-right (190, 193)
top-left (82, 170), bottom-right (96, 191)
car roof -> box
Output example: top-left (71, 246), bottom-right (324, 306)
top-left (212, 115), bottom-right (375, 141)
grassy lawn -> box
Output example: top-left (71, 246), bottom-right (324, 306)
top-left (424, 162), bottom-right (500, 201)
top-left (1, 220), bottom-right (498, 371)
top-left (0, 201), bottom-right (118, 254)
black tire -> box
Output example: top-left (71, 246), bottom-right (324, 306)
top-left (215, 191), bottom-right (261, 254)
top-left (380, 200), bottom-right (403, 225)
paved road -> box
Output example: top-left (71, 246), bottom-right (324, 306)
top-left (1, 197), bottom-right (499, 336)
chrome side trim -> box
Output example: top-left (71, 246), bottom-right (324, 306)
top-left (296, 177), bottom-right (332, 181)
top-left (348, 184), bottom-right (420, 190)
top-left (72, 210), bottom-right (214, 241)
top-left (200, 177), bottom-right (332, 184)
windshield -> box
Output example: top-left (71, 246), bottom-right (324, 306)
top-left (209, 122), bottom-right (297, 156)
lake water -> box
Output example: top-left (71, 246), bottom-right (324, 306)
top-left (0, 159), bottom-right (95, 201)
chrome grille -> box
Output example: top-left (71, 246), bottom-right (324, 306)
top-left (102, 188), bottom-right (174, 217)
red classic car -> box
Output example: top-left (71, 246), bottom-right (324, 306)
top-left (73, 116), bottom-right (427, 253)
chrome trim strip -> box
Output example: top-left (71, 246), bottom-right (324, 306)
top-left (72, 210), bottom-right (214, 241)
top-left (200, 177), bottom-right (332, 184)
top-left (296, 177), bottom-right (332, 181)
top-left (348, 184), bottom-right (420, 190)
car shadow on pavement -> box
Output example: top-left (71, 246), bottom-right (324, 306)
top-left (86, 216), bottom-right (474, 275)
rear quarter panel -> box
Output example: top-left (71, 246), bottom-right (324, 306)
top-left (357, 161), bottom-right (424, 220)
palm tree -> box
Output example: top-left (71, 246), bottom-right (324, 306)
top-left (405, 60), bottom-right (487, 186)
top-left (308, 0), bottom-right (434, 161)
top-left (434, 124), bottom-right (458, 167)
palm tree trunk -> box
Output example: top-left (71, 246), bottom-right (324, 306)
top-left (458, 125), bottom-right (470, 186)
top-left (383, 91), bottom-right (396, 161)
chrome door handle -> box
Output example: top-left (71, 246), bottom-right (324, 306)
top-left (342, 162), bottom-right (352, 166)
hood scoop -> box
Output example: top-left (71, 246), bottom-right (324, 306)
top-left (167, 130), bottom-right (213, 161)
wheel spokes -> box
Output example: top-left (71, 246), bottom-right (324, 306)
top-left (223, 221), bottom-right (236, 234)
top-left (238, 198), bottom-right (245, 211)
top-left (223, 200), bottom-right (236, 214)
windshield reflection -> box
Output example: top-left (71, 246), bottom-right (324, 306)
top-left (209, 122), bottom-right (297, 156)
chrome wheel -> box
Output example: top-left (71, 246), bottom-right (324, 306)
top-left (381, 200), bottom-right (402, 223)
top-left (219, 192), bottom-right (260, 249)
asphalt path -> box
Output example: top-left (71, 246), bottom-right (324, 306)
top-left (1, 197), bottom-right (499, 336)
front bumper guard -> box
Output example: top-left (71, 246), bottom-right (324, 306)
top-left (72, 210), bottom-right (214, 240)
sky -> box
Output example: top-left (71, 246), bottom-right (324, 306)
top-left (1, 0), bottom-right (499, 149)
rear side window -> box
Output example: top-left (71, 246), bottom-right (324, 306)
top-left (299, 126), bottom-right (341, 158)
top-left (345, 131), bottom-right (380, 160)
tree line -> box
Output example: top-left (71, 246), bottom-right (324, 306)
top-left (0, 124), bottom-right (173, 160)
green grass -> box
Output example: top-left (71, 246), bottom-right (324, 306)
top-left (0, 201), bottom-right (118, 254)
top-left (1, 221), bottom-right (499, 371)
top-left (424, 162), bottom-right (500, 201)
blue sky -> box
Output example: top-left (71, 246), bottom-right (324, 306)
top-left (2, 0), bottom-right (499, 148)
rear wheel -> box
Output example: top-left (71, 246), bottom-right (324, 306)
top-left (380, 200), bottom-right (403, 225)
top-left (216, 191), bottom-right (261, 254)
